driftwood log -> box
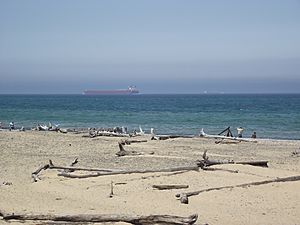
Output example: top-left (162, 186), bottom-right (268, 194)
top-left (0, 211), bottom-right (198, 225)
top-left (152, 184), bottom-right (189, 190)
top-left (120, 139), bottom-right (148, 145)
top-left (151, 135), bottom-right (193, 141)
top-left (31, 160), bottom-right (123, 182)
top-left (63, 157), bottom-right (79, 173)
top-left (31, 164), bottom-right (50, 182)
top-left (116, 143), bottom-right (154, 157)
top-left (58, 165), bottom-right (200, 179)
top-left (197, 150), bottom-right (268, 168)
top-left (116, 143), bottom-right (144, 157)
top-left (86, 130), bottom-right (130, 138)
top-left (176, 175), bottom-right (300, 203)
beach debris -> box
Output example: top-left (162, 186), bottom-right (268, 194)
top-left (291, 149), bottom-right (300, 157)
top-left (57, 165), bottom-right (200, 179)
top-left (33, 122), bottom-right (70, 133)
top-left (109, 181), bottom-right (114, 198)
top-left (1, 181), bottom-right (12, 186)
top-left (179, 193), bottom-right (189, 204)
top-left (59, 128), bottom-right (68, 134)
top-left (151, 135), bottom-right (193, 141)
top-left (116, 143), bottom-right (145, 157)
top-left (150, 128), bottom-right (194, 140)
top-left (31, 159), bottom-right (122, 182)
top-left (0, 211), bottom-right (198, 225)
top-left (152, 184), bottom-right (189, 190)
top-left (197, 150), bottom-right (268, 168)
top-left (175, 175), bottom-right (300, 204)
top-left (19, 126), bottom-right (25, 132)
top-left (215, 139), bottom-right (240, 144)
top-left (87, 127), bottom-right (130, 138)
top-left (63, 157), bottom-right (79, 173)
top-left (119, 139), bottom-right (148, 145)
top-left (31, 164), bottom-right (50, 182)
top-left (134, 125), bottom-right (145, 135)
top-left (199, 128), bottom-right (256, 142)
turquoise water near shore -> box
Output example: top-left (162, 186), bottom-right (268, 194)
top-left (0, 94), bottom-right (299, 140)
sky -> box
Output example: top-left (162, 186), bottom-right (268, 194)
top-left (0, 0), bottom-right (300, 94)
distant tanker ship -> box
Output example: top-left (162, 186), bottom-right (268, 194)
top-left (83, 86), bottom-right (139, 95)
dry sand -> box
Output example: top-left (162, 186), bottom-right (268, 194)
top-left (0, 131), bottom-right (299, 225)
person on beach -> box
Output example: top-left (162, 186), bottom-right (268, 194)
top-left (9, 122), bottom-right (15, 131)
top-left (237, 127), bottom-right (244, 138)
top-left (251, 131), bottom-right (257, 138)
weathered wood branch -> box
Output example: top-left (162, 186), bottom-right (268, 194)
top-left (70, 158), bottom-right (79, 167)
top-left (31, 160), bottom-right (123, 182)
top-left (58, 165), bottom-right (200, 179)
top-left (64, 158), bottom-right (79, 173)
top-left (0, 212), bottom-right (198, 225)
top-left (116, 143), bottom-right (154, 157)
top-left (202, 167), bottom-right (238, 173)
top-left (116, 143), bottom-right (144, 157)
top-left (152, 184), bottom-right (189, 190)
top-left (50, 165), bottom-right (122, 173)
top-left (31, 164), bottom-right (50, 182)
top-left (176, 175), bottom-right (300, 199)
top-left (197, 150), bottom-right (268, 168)
top-left (151, 135), bottom-right (193, 141)
top-left (119, 139), bottom-right (148, 145)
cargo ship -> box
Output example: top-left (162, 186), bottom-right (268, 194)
top-left (83, 86), bottom-right (139, 95)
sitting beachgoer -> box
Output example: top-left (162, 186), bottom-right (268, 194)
top-left (251, 132), bottom-right (257, 138)
top-left (237, 127), bottom-right (244, 138)
top-left (9, 122), bottom-right (15, 131)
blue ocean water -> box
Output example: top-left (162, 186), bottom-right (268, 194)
top-left (0, 94), bottom-right (299, 140)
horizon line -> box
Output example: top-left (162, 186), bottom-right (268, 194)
top-left (0, 92), bottom-right (300, 95)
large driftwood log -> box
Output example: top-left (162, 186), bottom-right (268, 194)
top-left (0, 212), bottom-right (198, 225)
top-left (197, 150), bottom-right (268, 168)
top-left (151, 135), bottom-right (193, 141)
top-left (152, 184), bottom-right (189, 190)
top-left (176, 175), bottom-right (300, 200)
top-left (58, 166), bottom-right (200, 179)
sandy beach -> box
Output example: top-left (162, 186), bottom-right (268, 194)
top-left (0, 130), bottom-right (299, 225)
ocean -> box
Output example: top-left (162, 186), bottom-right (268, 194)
top-left (0, 94), bottom-right (299, 140)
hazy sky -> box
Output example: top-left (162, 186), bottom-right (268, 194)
top-left (0, 0), bottom-right (300, 94)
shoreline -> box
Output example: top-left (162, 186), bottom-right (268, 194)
top-left (1, 128), bottom-right (299, 141)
